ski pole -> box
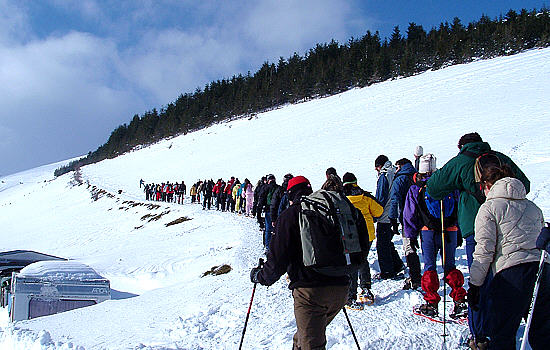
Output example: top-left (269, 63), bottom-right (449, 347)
top-left (239, 258), bottom-right (264, 350)
top-left (440, 200), bottom-right (447, 344)
top-left (520, 250), bottom-right (547, 350)
top-left (342, 307), bottom-right (361, 350)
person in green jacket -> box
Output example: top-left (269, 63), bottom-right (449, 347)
top-left (426, 132), bottom-right (530, 349)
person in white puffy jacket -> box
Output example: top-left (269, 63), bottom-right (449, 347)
top-left (469, 164), bottom-right (549, 350)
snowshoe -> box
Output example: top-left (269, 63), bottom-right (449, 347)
top-left (345, 299), bottom-right (364, 310)
top-left (358, 289), bottom-right (375, 305)
top-left (402, 277), bottom-right (421, 290)
top-left (416, 303), bottom-right (438, 317)
top-left (450, 300), bottom-right (468, 319)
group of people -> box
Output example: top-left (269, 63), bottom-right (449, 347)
top-left (141, 180), bottom-right (186, 204)
top-left (187, 178), bottom-right (256, 215)
top-left (138, 133), bottom-right (549, 350)
top-left (248, 132), bottom-right (549, 350)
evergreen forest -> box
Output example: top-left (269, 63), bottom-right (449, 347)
top-left (55, 8), bottom-right (550, 176)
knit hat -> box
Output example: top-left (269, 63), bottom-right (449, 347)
top-left (458, 132), bottom-right (483, 149)
top-left (414, 145), bottom-right (424, 157)
top-left (287, 176), bottom-right (312, 202)
top-left (375, 155), bottom-right (389, 168)
top-left (287, 176), bottom-right (309, 190)
top-left (418, 154), bottom-right (437, 174)
top-left (267, 174), bottom-right (275, 181)
top-left (342, 172), bottom-right (357, 185)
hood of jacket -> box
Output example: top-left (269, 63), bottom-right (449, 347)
top-left (459, 141), bottom-right (491, 157)
top-left (380, 160), bottom-right (394, 174)
top-left (486, 177), bottom-right (527, 201)
top-left (396, 162), bottom-right (416, 178)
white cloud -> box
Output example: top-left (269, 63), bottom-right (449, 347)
top-left (120, 29), bottom-right (244, 102)
top-left (0, 0), bottom-right (373, 174)
top-left (0, 0), bottom-right (31, 44)
top-left (242, 0), bottom-right (365, 58)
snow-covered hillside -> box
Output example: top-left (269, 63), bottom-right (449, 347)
top-left (1, 47), bottom-right (549, 349)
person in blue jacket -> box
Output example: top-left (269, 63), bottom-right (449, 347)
top-left (374, 155), bottom-right (405, 279)
top-left (389, 158), bottom-right (422, 290)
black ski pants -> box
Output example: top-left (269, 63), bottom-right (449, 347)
top-left (376, 223), bottom-right (403, 276)
top-left (485, 261), bottom-right (550, 350)
top-left (348, 240), bottom-right (373, 300)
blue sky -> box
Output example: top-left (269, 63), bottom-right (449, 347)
top-left (1, 0), bottom-right (547, 175)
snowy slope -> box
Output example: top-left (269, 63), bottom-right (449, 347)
top-left (1, 47), bottom-right (549, 349)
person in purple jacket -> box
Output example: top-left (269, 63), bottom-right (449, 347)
top-left (403, 154), bottom-right (467, 318)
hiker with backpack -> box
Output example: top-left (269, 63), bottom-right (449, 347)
top-left (403, 154), bottom-right (467, 318)
top-left (270, 174), bottom-right (293, 226)
top-left (257, 174), bottom-right (281, 250)
top-left (426, 132), bottom-right (530, 349)
top-left (342, 172), bottom-right (383, 310)
top-left (374, 155), bottom-right (405, 279)
top-left (389, 158), bottom-right (422, 290)
top-left (468, 164), bottom-right (549, 350)
top-left (250, 175), bottom-right (370, 349)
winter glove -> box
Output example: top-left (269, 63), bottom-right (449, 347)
top-left (390, 218), bottom-right (399, 236)
top-left (467, 282), bottom-right (480, 311)
top-left (536, 223), bottom-right (550, 254)
top-left (410, 238), bottom-right (419, 250)
top-left (250, 267), bottom-right (262, 284)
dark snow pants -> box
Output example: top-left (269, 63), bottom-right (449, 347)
top-left (466, 235), bottom-right (491, 340)
top-left (376, 223), bottom-right (403, 276)
top-left (292, 285), bottom-right (349, 350)
top-left (348, 240), bottom-right (373, 300)
top-left (485, 261), bottom-right (550, 350)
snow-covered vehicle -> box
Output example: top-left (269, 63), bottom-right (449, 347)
top-left (0, 250), bottom-right (66, 308)
top-left (9, 260), bottom-right (110, 321)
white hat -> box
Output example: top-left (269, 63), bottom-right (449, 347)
top-left (419, 154), bottom-right (436, 174)
top-left (414, 145), bottom-right (424, 157)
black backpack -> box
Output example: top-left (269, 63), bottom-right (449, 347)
top-left (298, 190), bottom-right (366, 276)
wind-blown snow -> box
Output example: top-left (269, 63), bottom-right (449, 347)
top-left (1, 47), bottom-right (549, 349)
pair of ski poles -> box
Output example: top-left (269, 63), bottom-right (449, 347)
top-left (239, 258), bottom-right (362, 350)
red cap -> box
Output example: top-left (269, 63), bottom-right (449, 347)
top-left (287, 175), bottom-right (310, 191)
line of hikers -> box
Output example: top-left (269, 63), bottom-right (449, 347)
top-left (247, 132), bottom-right (549, 350)
top-left (141, 180), bottom-right (186, 204)
top-left (186, 178), bottom-right (256, 215)
top-left (138, 132), bottom-right (549, 350)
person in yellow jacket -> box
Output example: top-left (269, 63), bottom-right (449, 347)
top-left (189, 184), bottom-right (197, 203)
top-left (342, 172), bottom-right (384, 309)
top-left (232, 180), bottom-right (241, 212)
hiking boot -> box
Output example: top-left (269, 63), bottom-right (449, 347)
top-left (468, 336), bottom-right (489, 350)
top-left (402, 277), bottom-right (421, 290)
top-left (451, 299), bottom-right (468, 319)
top-left (358, 289), bottom-right (375, 305)
top-left (395, 262), bottom-right (405, 274)
top-left (374, 271), bottom-right (405, 281)
top-left (345, 299), bottom-right (364, 310)
top-left (476, 337), bottom-right (489, 350)
top-left (417, 303), bottom-right (438, 317)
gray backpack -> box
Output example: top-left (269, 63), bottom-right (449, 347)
top-left (299, 189), bottom-right (365, 276)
